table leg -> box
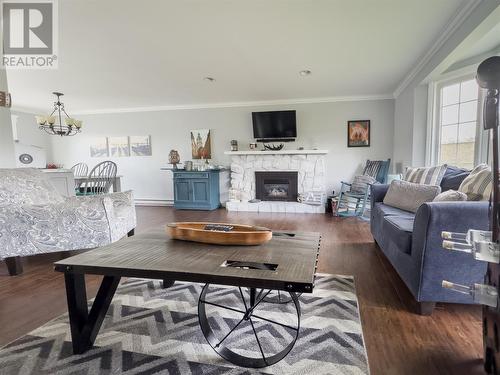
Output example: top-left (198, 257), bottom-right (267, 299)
top-left (113, 177), bottom-right (121, 192)
top-left (64, 273), bottom-right (121, 354)
top-left (162, 279), bottom-right (175, 288)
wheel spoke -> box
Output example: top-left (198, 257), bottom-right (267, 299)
top-left (200, 300), bottom-right (246, 315)
top-left (238, 287), bottom-right (249, 310)
top-left (251, 313), bottom-right (298, 331)
top-left (255, 288), bottom-right (265, 302)
top-left (247, 289), bottom-right (272, 315)
top-left (249, 318), bottom-right (268, 366)
top-left (215, 316), bottom-right (246, 348)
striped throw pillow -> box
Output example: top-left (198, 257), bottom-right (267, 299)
top-left (404, 165), bottom-right (447, 186)
top-left (458, 164), bottom-right (492, 201)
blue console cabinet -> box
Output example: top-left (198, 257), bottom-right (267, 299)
top-left (173, 170), bottom-right (220, 210)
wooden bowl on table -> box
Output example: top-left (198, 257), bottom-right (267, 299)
top-left (166, 222), bottom-right (272, 246)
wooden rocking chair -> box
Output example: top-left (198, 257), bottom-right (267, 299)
top-left (336, 159), bottom-right (391, 217)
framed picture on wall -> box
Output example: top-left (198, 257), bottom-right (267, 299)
top-left (90, 137), bottom-right (109, 157)
top-left (109, 136), bottom-right (130, 157)
top-left (347, 120), bottom-right (370, 147)
top-left (130, 135), bottom-right (152, 156)
top-left (190, 129), bottom-right (212, 159)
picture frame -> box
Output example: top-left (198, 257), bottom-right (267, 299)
top-left (347, 120), bottom-right (370, 147)
top-left (130, 135), bottom-right (152, 156)
top-left (90, 137), bottom-right (109, 157)
top-left (191, 129), bottom-right (212, 159)
top-left (108, 136), bottom-right (130, 157)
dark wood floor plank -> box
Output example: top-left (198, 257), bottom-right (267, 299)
top-left (0, 206), bottom-right (484, 374)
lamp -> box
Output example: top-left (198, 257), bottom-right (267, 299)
top-left (36, 92), bottom-right (82, 136)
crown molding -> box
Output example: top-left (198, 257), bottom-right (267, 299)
top-left (11, 94), bottom-right (394, 116)
top-left (393, 0), bottom-right (483, 98)
top-left (64, 94), bottom-right (394, 116)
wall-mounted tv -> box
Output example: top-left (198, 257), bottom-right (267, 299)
top-left (252, 110), bottom-right (297, 142)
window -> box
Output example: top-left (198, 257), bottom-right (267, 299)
top-left (437, 78), bottom-right (479, 169)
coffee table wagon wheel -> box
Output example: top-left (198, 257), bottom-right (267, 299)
top-left (198, 284), bottom-right (301, 368)
top-left (263, 290), bottom-right (303, 304)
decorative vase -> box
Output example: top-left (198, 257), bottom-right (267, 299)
top-left (168, 150), bottom-right (180, 169)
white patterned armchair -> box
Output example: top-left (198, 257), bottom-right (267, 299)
top-left (0, 168), bottom-right (136, 275)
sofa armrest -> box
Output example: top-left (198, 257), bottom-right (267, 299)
top-left (0, 198), bottom-right (112, 259)
top-left (370, 184), bottom-right (389, 214)
top-left (102, 190), bottom-right (137, 242)
top-left (411, 201), bottom-right (489, 302)
top-left (371, 184), bottom-right (389, 203)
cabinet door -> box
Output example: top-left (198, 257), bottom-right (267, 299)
top-left (174, 179), bottom-right (191, 202)
top-left (192, 179), bottom-right (210, 203)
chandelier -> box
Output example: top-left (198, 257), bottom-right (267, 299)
top-left (35, 92), bottom-right (82, 136)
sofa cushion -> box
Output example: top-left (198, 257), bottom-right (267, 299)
top-left (404, 164), bottom-right (447, 186)
top-left (383, 180), bottom-right (441, 213)
top-left (0, 168), bottom-right (65, 206)
top-left (458, 164), bottom-right (492, 201)
top-left (440, 166), bottom-right (470, 191)
top-left (373, 202), bottom-right (415, 219)
top-left (433, 189), bottom-right (467, 202)
top-left (383, 216), bottom-right (414, 255)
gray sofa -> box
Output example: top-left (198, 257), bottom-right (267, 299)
top-left (370, 166), bottom-right (489, 315)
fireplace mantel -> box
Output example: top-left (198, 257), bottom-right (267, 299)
top-left (224, 149), bottom-right (328, 155)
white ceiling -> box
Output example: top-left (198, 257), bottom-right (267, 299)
top-left (453, 22), bottom-right (500, 63)
top-left (7, 0), bottom-right (469, 113)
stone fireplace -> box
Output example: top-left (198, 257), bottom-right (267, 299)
top-left (255, 171), bottom-right (298, 201)
top-left (224, 150), bottom-right (328, 213)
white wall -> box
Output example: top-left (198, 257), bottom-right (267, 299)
top-left (49, 99), bottom-right (394, 203)
top-left (12, 110), bottom-right (52, 167)
top-left (393, 84), bottom-right (428, 172)
top-left (0, 70), bottom-right (15, 168)
top-left (12, 111), bottom-right (52, 151)
top-left (392, 1), bottom-right (499, 169)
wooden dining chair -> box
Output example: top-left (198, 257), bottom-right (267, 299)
top-left (71, 162), bottom-right (89, 177)
top-left (78, 161), bottom-right (117, 195)
top-left (71, 163), bottom-right (89, 191)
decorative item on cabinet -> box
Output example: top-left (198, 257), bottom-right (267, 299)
top-left (168, 150), bottom-right (181, 170)
top-left (231, 140), bottom-right (238, 151)
top-left (249, 142), bottom-right (257, 150)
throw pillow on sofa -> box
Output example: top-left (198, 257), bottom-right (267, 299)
top-left (433, 190), bottom-right (467, 202)
top-left (458, 164), bottom-right (492, 201)
top-left (440, 166), bottom-right (470, 191)
top-left (383, 180), bottom-right (441, 213)
top-left (404, 164), bottom-right (447, 186)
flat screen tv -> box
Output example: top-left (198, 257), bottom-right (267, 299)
top-left (252, 110), bottom-right (297, 142)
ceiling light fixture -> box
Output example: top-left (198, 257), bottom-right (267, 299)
top-left (35, 92), bottom-right (82, 136)
top-left (204, 77), bottom-right (216, 82)
top-left (299, 70), bottom-right (312, 76)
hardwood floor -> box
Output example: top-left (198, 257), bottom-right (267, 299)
top-left (0, 207), bottom-right (484, 374)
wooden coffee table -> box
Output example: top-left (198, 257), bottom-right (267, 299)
top-left (54, 230), bottom-right (321, 368)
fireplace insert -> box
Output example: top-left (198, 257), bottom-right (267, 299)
top-left (255, 171), bottom-right (298, 202)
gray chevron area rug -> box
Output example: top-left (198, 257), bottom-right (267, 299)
top-left (0, 274), bottom-right (369, 374)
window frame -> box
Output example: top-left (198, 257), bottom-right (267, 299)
top-left (427, 74), bottom-right (485, 168)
